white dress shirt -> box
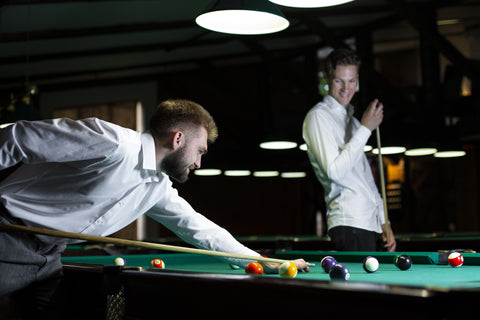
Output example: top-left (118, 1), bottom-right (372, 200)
top-left (302, 95), bottom-right (385, 233)
top-left (0, 118), bottom-right (259, 266)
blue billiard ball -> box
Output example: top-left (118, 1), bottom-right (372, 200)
top-left (321, 256), bottom-right (337, 273)
top-left (329, 263), bottom-right (350, 281)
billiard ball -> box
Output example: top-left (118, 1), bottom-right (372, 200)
top-left (447, 252), bottom-right (464, 267)
top-left (114, 257), bottom-right (125, 266)
top-left (329, 263), bottom-right (350, 280)
top-left (150, 258), bottom-right (165, 269)
top-left (321, 256), bottom-right (337, 273)
top-left (394, 254), bottom-right (412, 270)
top-left (279, 261), bottom-right (298, 278)
top-left (363, 256), bottom-right (379, 273)
top-left (245, 262), bottom-right (264, 275)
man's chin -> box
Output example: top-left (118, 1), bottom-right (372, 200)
top-left (170, 173), bottom-right (189, 184)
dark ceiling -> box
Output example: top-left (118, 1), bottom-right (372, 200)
top-left (1, 0), bottom-right (480, 172)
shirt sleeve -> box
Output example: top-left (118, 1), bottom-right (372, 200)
top-left (0, 118), bottom-right (121, 169)
top-left (146, 179), bottom-right (260, 267)
top-left (303, 108), bottom-right (372, 184)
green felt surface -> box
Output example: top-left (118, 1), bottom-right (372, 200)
top-left (62, 251), bottom-right (480, 290)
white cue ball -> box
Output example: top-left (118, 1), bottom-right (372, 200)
top-left (363, 256), bottom-right (379, 273)
top-left (114, 257), bottom-right (125, 266)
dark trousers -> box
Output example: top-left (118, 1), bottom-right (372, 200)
top-left (0, 205), bottom-right (65, 319)
top-left (328, 226), bottom-right (382, 251)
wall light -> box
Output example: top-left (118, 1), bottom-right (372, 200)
top-left (269, 0), bottom-right (354, 8)
top-left (196, 0), bottom-right (289, 35)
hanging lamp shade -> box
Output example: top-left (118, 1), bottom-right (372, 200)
top-left (195, 0), bottom-right (289, 35)
top-left (269, 0), bottom-right (354, 8)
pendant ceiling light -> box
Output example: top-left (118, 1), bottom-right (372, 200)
top-left (195, 0), bottom-right (289, 35)
top-left (269, 0), bottom-right (354, 8)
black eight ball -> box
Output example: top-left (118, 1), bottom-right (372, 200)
top-left (395, 254), bottom-right (412, 270)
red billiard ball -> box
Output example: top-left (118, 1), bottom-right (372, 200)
top-left (150, 258), bottom-right (165, 269)
top-left (245, 262), bottom-right (264, 275)
top-left (447, 252), bottom-right (464, 267)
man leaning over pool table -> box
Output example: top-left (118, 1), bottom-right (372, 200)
top-left (0, 99), bottom-right (309, 318)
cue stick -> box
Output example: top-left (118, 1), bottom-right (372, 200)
top-left (375, 126), bottom-right (391, 244)
top-left (0, 223), bottom-right (314, 266)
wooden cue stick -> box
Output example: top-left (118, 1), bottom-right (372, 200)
top-left (375, 126), bottom-right (390, 243)
top-left (0, 223), bottom-right (296, 265)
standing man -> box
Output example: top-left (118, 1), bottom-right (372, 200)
top-left (303, 48), bottom-right (396, 252)
top-left (0, 99), bottom-right (309, 317)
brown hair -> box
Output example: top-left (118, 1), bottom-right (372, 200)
top-left (149, 99), bottom-right (218, 143)
top-left (324, 48), bottom-right (361, 79)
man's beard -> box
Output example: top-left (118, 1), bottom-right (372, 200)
top-left (160, 146), bottom-right (191, 183)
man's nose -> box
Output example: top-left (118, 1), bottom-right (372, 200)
top-left (194, 156), bottom-right (201, 168)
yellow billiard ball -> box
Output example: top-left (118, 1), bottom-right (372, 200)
top-left (279, 261), bottom-right (297, 278)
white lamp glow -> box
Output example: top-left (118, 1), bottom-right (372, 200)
top-left (281, 172), bottom-right (306, 178)
top-left (372, 146), bottom-right (406, 155)
top-left (253, 171), bottom-right (279, 177)
top-left (269, 0), bottom-right (354, 8)
top-left (194, 169), bottom-right (222, 176)
top-left (196, 0), bottom-right (289, 35)
top-left (224, 170), bottom-right (251, 176)
top-left (0, 123), bottom-right (14, 129)
top-left (405, 148), bottom-right (438, 157)
top-left (434, 151), bottom-right (466, 158)
top-left (260, 141), bottom-right (298, 150)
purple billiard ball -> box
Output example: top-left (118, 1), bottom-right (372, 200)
top-left (329, 263), bottom-right (350, 281)
top-left (321, 256), bottom-right (337, 273)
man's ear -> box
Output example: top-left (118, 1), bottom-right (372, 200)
top-left (171, 131), bottom-right (184, 150)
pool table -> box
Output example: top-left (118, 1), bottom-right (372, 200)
top-left (60, 250), bottom-right (480, 319)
